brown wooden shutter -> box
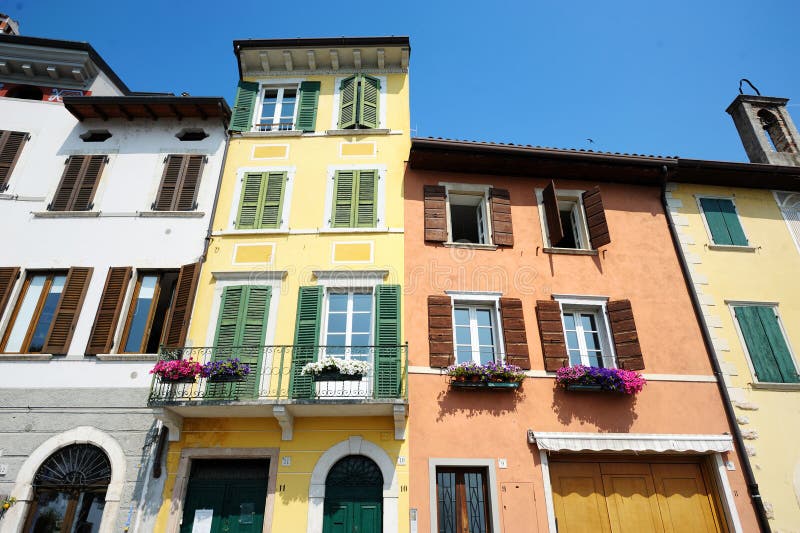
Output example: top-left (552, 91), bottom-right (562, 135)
top-left (0, 267), bottom-right (21, 320)
top-left (490, 188), bottom-right (513, 246)
top-left (175, 155), bottom-right (205, 211)
top-left (607, 299), bottom-right (644, 370)
top-left (582, 187), bottom-right (611, 249)
top-left (51, 155), bottom-right (106, 211)
top-left (162, 262), bottom-right (201, 348)
top-left (154, 155), bottom-right (183, 211)
top-left (499, 297), bottom-right (530, 369)
top-left (535, 300), bottom-right (568, 371)
top-left (542, 180), bottom-right (564, 246)
top-left (428, 295), bottom-right (454, 367)
top-left (42, 267), bottom-right (93, 354)
top-left (423, 185), bottom-right (448, 242)
top-left (85, 267), bottom-right (132, 355)
top-left (155, 155), bottom-right (205, 211)
top-left (0, 130), bottom-right (28, 190)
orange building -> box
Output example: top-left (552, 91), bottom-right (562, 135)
top-left (404, 139), bottom-right (760, 532)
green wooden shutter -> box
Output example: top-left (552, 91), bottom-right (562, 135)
top-left (700, 198), bottom-right (748, 246)
top-left (260, 172), bottom-right (286, 228)
top-left (735, 306), bottom-right (798, 383)
top-left (296, 81), bottom-right (321, 132)
top-left (354, 170), bottom-right (377, 227)
top-left (290, 286), bottom-right (323, 398)
top-left (718, 199), bottom-right (748, 246)
top-left (359, 75), bottom-right (380, 129)
top-left (230, 81), bottom-right (259, 132)
top-left (338, 76), bottom-right (357, 129)
top-left (236, 173), bottom-right (265, 229)
top-left (214, 286), bottom-right (244, 358)
top-left (755, 306), bottom-right (799, 383)
top-left (332, 170), bottom-right (355, 227)
top-left (374, 284), bottom-right (401, 398)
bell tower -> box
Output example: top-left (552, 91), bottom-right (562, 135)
top-left (0, 13), bottom-right (19, 35)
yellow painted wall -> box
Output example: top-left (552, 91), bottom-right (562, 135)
top-left (669, 183), bottom-right (800, 530)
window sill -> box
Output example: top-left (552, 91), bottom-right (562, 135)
top-left (238, 130), bottom-right (304, 138)
top-left (214, 228), bottom-right (290, 236)
top-left (33, 210), bottom-right (100, 218)
top-left (325, 128), bottom-right (391, 137)
top-left (749, 381), bottom-right (800, 391)
top-left (138, 211), bottom-right (205, 218)
top-left (708, 244), bottom-right (756, 253)
top-left (543, 247), bottom-right (598, 256)
top-left (443, 242), bottom-right (498, 250)
top-left (319, 227), bottom-right (389, 234)
top-left (95, 354), bottom-right (160, 361)
top-left (0, 353), bottom-right (54, 361)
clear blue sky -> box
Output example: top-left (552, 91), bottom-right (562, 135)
top-left (7, 0), bottom-right (800, 162)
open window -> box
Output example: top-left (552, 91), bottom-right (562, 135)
top-left (449, 192), bottom-right (488, 245)
top-left (119, 271), bottom-right (179, 354)
top-left (537, 181), bottom-right (610, 250)
top-left (423, 185), bottom-right (514, 247)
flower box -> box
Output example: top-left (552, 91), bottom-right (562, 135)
top-left (201, 358), bottom-right (251, 382)
top-left (556, 365), bottom-right (646, 395)
top-left (445, 361), bottom-right (526, 390)
top-left (162, 375), bottom-right (196, 384)
top-left (564, 383), bottom-right (604, 392)
top-left (301, 356), bottom-right (370, 380)
top-left (150, 359), bottom-right (202, 382)
top-left (208, 374), bottom-right (248, 383)
top-left (315, 369), bottom-right (364, 381)
top-left (451, 380), bottom-right (521, 390)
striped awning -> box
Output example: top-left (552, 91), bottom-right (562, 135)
top-left (528, 431), bottom-right (734, 454)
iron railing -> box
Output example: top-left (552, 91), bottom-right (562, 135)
top-left (254, 121), bottom-right (295, 132)
top-left (148, 345), bottom-right (408, 405)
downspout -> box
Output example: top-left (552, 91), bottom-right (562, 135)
top-left (200, 124), bottom-right (231, 263)
top-left (659, 165), bottom-right (771, 533)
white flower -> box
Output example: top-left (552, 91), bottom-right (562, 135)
top-left (301, 356), bottom-right (371, 376)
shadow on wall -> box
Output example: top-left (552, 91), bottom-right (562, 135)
top-left (551, 386), bottom-right (638, 432)
top-left (131, 421), bottom-right (168, 532)
top-left (436, 385), bottom-right (523, 422)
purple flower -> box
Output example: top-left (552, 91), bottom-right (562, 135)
top-left (555, 365), bottom-right (646, 395)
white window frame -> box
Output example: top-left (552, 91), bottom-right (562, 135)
top-left (726, 300), bottom-right (800, 386)
top-left (535, 188), bottom-right (591, 250)
top-left (552, 295), bottom-right (616, 368)
top-left (694, 194), bottom-right (752, 249)
top-left (445, 291), bottom-right (505, 364)
top-left (428, 458), bottom-right (502, 533)
top-left (320, 288), bottom-right (375, 355)
top-left (253, 81), bottom-right (301, 132)
top-left (440, 182), bottom-right (493, 246)
top-left (322, 165), bottom-right (387, 231)
top-left (228, 166), bottom-right (295, 233)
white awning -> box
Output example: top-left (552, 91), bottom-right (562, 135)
top-left (528, 431), bottom-right (734, 454)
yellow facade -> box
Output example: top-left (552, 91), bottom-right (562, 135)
top-left (668, 183), bottom-right (800, 530)
top-left (153, 40), bottom-right (410, 533)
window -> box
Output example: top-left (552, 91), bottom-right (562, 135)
top-left (49, 155), bottom-right (107, 211)
top-left (698, 197), bottom-right (749, 247)
top-left (119, 271), bottom-right (178, 354)
top-left (436, 467), bottom-right (491, 533)
top-left (324, 290), bottom-right (373, 360)
top-left (236, 172), bottom-right (286, 229)
top-left (257, 87), bottom-right (297, 131)
top-left (338, 75), bottom-right (380, 129)
top-left (449, 193), bottom-right (488, 244)
top-left (0, 129), bottom-right (28, 190)
top-left (423, 186), bottom-right (514, 247)
top-left (733, 305), bottom-right (799, 384)
top-left (561, 306), bottom-right (614, 368)
top-left (331, 170), bottom-right (377, 228)
top-left (1, 272), bottom-right (66, 353)
top-left (538, 181), bottom-right (610, 250)
top-left (153, 154), bottom-right (205, 211)
top-left (453, 305), bottom-right (498, 364)
top-left (79, 130), bottom-right (112, 143)
top-left (175, 128), bottom-right (208, 141)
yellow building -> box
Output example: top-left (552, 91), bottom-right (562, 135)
top-left (149, 37), bottom-right (411, 533)
top-left (667, 94), bottom-right (800, 531)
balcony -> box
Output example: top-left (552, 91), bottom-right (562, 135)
top-left (148, 345), bottom-right (408, 441)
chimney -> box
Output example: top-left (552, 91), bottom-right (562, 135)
top-left (727, 90), bottom-right (800, 167)
top-left (0, 14), bottom-right (19, 36)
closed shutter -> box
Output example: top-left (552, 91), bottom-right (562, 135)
top-left (428, 295), bottom-right (454, 367)
top-left (359, 75), bottom-right (380, 129)
top-left (535, 300), bottom-right (568, 371)
top-left (699, 198), bottom-right (748, 246)
top-left (85, 267), bottom-right (132, 355)
top-left (424, 185), bottom-right (448, 242)
top-left (230, 80), bottom-right (259, 132)
top-left (332, 170), bottom-right (355, 227)
top-left (162, 262), bottom-right (200, 348)
top-left (237, 172), bottom-right (265, 229)
top-left (260, 172), bottom-right (286, 228)
top-left (607, 299), bottom-right (644, 370)
top-left (734, 306), bottom-right (799, 383)
top-left (582, 187), bottom-right (611, 249)
top-left (153, 155), bottom-right (183, 211)
top-left (0, 267), bottom-right (21, 321)
top-left (355, 170), bottom-right (377, 227)
top-left (375, 284), bottom-right (401, 397)
top-left (490, 188), bottom-right (513, 246)
top-left (51, 155), bottom-right (106, 211)
top-left (154, 155), bottom-right (204, 211)
top-left (296, 81), bottom-right (321, 132)
top-left (338, 75), bottom-right (357, 129)
top-left (500, 298), bottom-right (530, 369)
top-left (290, 286), bottom-right (323, 398)
top-left (0, 130), bottom-right (28, 190)
top-left (542, 180), bottom-right (564, 246)
top-left (235, 172), bottom-right (286, 229)
top-left (43, 267), bottom-right (93, 354)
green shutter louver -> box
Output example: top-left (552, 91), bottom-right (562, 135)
top-left (331, 170), bottom-right (377, 228)
top-left (338, 75), bottom-right (381, 130)
top-left (355, 170), bottom-right (377, 227)
top-left (735, 306), bottom-right (799, 383)
top-left (700, 198), bottom-right (748, 246)
top-left (290, 286), bottom-right (323, 398)
top-left (338, 76), bottom-right (357, 129)
top-left (236, 172), bottom-right (286, 230)
top-left (359, 75), bottom-right (380, 129)
top-left (332, 170), bottom-right (355, 227)
top-left (296, 81), bottom-right (321, 132)
top-left (230, 81), bottom-right (259, 132)
top-left (236, 173), bottom-right (263, 229)
top-left (375, 284), bottom-right (401, 397)
top-left (214, 286), bottom-right (243, 354)
top-left (260, 172), bottom-right (286, 228)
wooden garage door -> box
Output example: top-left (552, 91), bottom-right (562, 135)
top-left (550, 461), bottom-right (726, 533)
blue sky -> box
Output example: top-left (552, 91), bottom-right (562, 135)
top-left (7, 0), bottom-right (800, 162)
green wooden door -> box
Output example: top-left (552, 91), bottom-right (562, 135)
top-left (322, 500), bottom-right (381, 533)
top-left (322, 456), bottom-right (383, 533)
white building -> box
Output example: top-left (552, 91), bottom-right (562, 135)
top-left (0, 34), bottom-right (230, 532)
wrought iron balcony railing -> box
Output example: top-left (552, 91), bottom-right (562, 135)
top-left (148, 345), bottom-right (408, 405)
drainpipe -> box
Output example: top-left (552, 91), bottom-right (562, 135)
top-left (659, 165), bottom-right (771, 533)
top-left (200, 126), bottom-right (232, 263)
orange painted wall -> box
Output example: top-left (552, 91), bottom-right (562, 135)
top-left (403, 169), bottom-right (759, 531)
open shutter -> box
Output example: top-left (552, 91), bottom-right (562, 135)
top-left (338, 75), bottom-right (357, 129)
top-left (43, 267), bottom-right (93, 354)
top-left (296, 81), bottom-right (321, 132)
top-left (542, 181), bottom-right (564, 246)
top-left (175, 155), bottom-right (204, 211)
top-left (230, 80), bottom-right (259, 132)
top-left (0, 267), bottom-right (21, 321)
top-left (290, 286), bottom-right (323, 398)
top-left (428, 295), bottom-right (454, 367)
top-left (0, 130), bottom-right (27, 190)
top-left (260, 172), bottom-right (286, 228)
top-left (214, 286), bottom-right (244, 357)
top-left (424, 185), bottom-right (448, 242)
top-left (582, 187), bottom-right (611, 249)
top-left (85, 267), bottom-right (132, 355)
top-left (355, 170), bottom-right (377, 227)
top-left (154, 155), bottom-right (184, 211)
top-left (359, 75), bottom-right (380, 129)
top-left (500, 298), bottom-right (530, 369)
top-left (375, 284), bottom-right (401, 397)
top-left (162, 262), bottom-right (200, 348)
top-left (607, 299), bottom-right (644, 370)
top-left (490, 188), bottom-right (513, 246)
top-left (536, 300), bottom-right (568, 371)
top-left (332, 170), bottom-right (355, 227)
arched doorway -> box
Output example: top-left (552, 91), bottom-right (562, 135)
top-left (23, 444), bottom-right (111, 533)
top-left (322, 455), bottom-right (383, 533)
